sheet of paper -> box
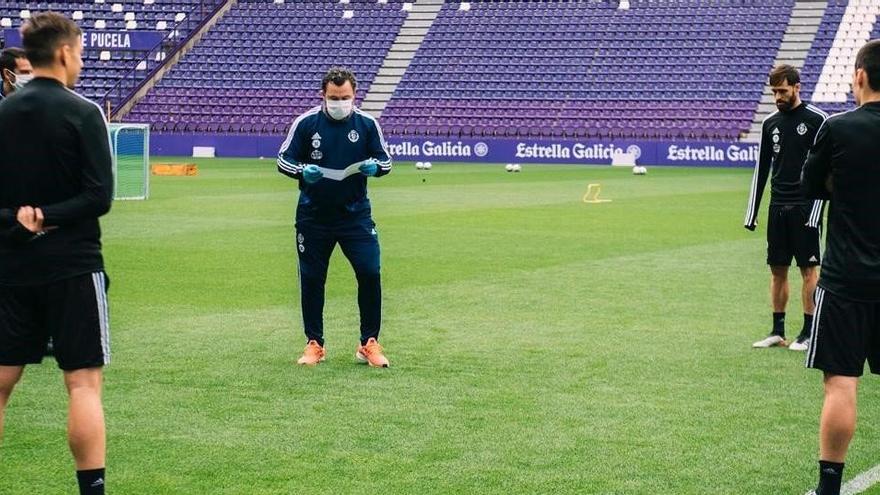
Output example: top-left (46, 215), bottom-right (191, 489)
top-left (318, 161), bottom-right (367, 181)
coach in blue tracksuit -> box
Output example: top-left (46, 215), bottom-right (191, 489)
top-left (277, 67), bottom-right (392, 368)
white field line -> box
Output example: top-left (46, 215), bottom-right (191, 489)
top-left (843, 463), bottom-right (880, 495)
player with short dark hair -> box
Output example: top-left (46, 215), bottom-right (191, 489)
top-left (801, 39), bottom-right (880, 495)
top-left (278, 66), bottom-right (392, 367)
top-left (0, 47), bottom-right (33, 99)
top-left (0, 12), bottom-right (112, 495)
top-left (744, 64), bottom-right (828, 351)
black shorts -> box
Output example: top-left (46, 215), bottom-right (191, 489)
top-left (0, 272), bottom-right (110, 371)
top-left (766, 204), bottom-right (821, 267)
top-left (806, 286), bottom-right (880, 377)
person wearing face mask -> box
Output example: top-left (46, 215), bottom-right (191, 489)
top-left (278, 67), bottom-right (393, 368)
top-left (801, 39), bottom-right (880, 495)
top-left (0, 47), bottom-right (34, 100)
top-left (0, 12), bottom-right (112, 495)
top-left (744, 64), bottom-right (828, 352)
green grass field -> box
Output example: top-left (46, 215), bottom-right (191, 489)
top-left (1, 159), bottom-right (879, 494)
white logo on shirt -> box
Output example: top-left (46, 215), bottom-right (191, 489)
top-left (773, 144), bottom-right (781, 153)
top-left (348, 130), bottom-right (360, 143)
top-left (772, 127), bottom-right (780, 135)
top-left (311, 150), bottom-right (323, 160)
top-left (772, 134), bottom-right (780, 144)
top-left (797, 123), bottom-right (808, 135)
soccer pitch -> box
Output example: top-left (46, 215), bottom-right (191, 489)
top-left (2, 160), bottom-right (879, 494)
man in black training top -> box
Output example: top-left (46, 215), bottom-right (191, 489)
top-left (802, 39), bottom-right (880, 495)
top-left (0, 12), bottom-right (112, 495)
top-left (744, 64), bottom-right (828, 351)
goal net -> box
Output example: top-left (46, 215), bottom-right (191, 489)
top-left (109, 123), bottom-right (150, 200)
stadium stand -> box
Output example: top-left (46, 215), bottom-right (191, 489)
top-left (379, 0), bottom-right (794, 140)
top-left (803, 0), bottom-right (878, 114)
top-left (0, 0), bottom-right (219, 106)
top-left (124, 0), bottom-right (407, 134)
top-left (9, 0), bottom-right (869, 146)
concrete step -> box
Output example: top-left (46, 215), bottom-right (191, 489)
top-left (383, 59), bottom-right (413, 68)
top-left (368, 83), bottom-right (398, 93)
top-left (789, 17), bottom-right (822, 26)
top-left (386, 51), bottom-right (416, 60)
top-left (379, 67), bottom-right (407, 77)
top-left (360, 102), bottom-right (388, 113)
top-left (391, 35), bottom-right (425, 44)
top-left (365, 94), bottom-right (393, 103)
top-left (775, 51), bottom-right (809, 62)
top-left (789, 24), bottom-right (820, 33)
top-left (779, 41), bottom-right (813, 51)
top-left (791, 9), bottom-right (825, 18)
top-left (373, 75), bottom-right (402, 85)
top-left (405, 20), bottom-right (434, 28)
top-left (773, 58), bottom-right (804, 69)
top-left (390, 42), bottom-right (421, 51)
top-left (407, 12), bottom-right (440, 20)
top-left (783, 33), bottom-right (815, 42)
top-left (757, 103), bottom-right (777, 113)
top-left (399, 27), bottom-right (430, 36)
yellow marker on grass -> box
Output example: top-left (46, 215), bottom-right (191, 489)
top-left (583, 183), bottom-right (612, 203)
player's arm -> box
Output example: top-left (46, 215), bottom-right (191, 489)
top-left (806, 199), bottom-right (825, 228)
top-left (801, 120), bottom-right (832, 200)
top-left (366, 119), bottom-right (392, 178)
top-left (743, 123), bottom-right (772, 230)
top-left (39, 106), bottom-right (113, 225)
top-left (277, 118), bottom-right (308, 179)
top-left (0, 208), bottom-right (31, 243)
top-left (0, 207), bottom-right (45, 244)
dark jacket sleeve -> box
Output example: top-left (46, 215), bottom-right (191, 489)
top-left (0, 208), bottom-right (13, 227)
top-left (743, 121), bottom-right (772, 229)
top-left (277, 118), bottom-right (306, 179)
top-left (369, 118), bottom-right (392, 178)
top-left (801, 120), bottom-right (833, 200)
top-left (39, 105), bottom-right (113, 225)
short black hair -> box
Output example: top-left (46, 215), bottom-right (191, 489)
top-left (21, 12), bottom-right (82, 68)
top-left (855, 39), bottom-right (880, 92)
top-left (769, 64), bottom-right (800, 86)
top-left (322, 67), bottom-right (357, 92)
top-left (0, 47), bottom-right (27, 75)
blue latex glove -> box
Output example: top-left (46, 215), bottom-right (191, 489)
top-left (359, 159), bottom-right (379, 177)
top-left (302, 164), bottom-right (323, 184)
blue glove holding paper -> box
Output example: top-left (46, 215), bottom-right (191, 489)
top-left (359, 159), bottom-right (379, 177)
top-left (302, 164), bottom-right (323, 184)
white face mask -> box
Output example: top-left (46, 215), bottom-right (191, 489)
top-left (325, 99), bottom-right (353, 120)
top-left (6, 70), bottom-right (33, 91)
top-left (14, 73), bottom-right (34, 90)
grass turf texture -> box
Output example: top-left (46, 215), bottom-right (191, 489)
top-left (1, 159), bottom-right (879, 494)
